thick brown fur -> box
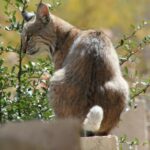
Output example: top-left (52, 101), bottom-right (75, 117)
top-left (21, 3), bottom-right (129, 135)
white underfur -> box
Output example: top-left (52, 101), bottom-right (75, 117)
top-left (104, 76), bottom-right (129, 108)
top-left (50, 68), bottom-right (66, 83)
top-left (83, 105), bottom-right (104, 132)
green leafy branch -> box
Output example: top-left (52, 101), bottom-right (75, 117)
top-left (116, 21), bottom-right (149, 49)
top-left (128, 80), bottom-right (150, 107)
top-left (120, 35), bottom-right (150, 65)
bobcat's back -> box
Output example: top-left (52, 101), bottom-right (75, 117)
top-left (50, 30), bottom-right (128, 135)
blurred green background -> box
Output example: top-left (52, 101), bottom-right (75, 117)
top-left (0, 0), bottom-right (150, 74)
top-left (1, 0), bottom-right (150, 42)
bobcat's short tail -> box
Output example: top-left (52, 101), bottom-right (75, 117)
top-left (83, 105), bottom-right (103, 133)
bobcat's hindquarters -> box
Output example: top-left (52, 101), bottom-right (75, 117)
top-left (49, 30), bottom-right (129, 135)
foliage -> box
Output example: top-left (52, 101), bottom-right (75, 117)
top-left (119, 135), bottom-right (149, 150)
top-left (116, 21), bottom-right (150, 108)
top-left (0, 0), bottom-right (55, 123)
top-left (119, 135), bottom-right (140, 150)
top-left (55, 0), bottom-right (150, 32)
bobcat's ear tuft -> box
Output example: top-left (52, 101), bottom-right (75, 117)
top-left (22, 11), bottom-right (35, 22)
top-left (36, 3), bottom-right (50, 24)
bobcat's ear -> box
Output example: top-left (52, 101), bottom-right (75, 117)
top-left (36, 3), bottom-right (50, 24)
top-left (22, 11), bottom-right (35, 22)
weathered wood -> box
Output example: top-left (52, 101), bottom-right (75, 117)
top-left (81, 135), bottom-right (119, 150)
top-left (0, 119), bottom-right (81, 150)
top-left (111, 100), bottom-right (149, 150)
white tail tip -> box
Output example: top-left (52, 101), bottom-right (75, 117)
top-left (83, 105), bottom-right (103, 132)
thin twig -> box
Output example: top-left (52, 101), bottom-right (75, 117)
top-left (120, 49), bottom-right (139, 65)
top-left (120, 41), bottom-right (150, 65)
top-left (16, 0), bottom-right (28, 117)
top-left (115, 30), bottom-right (137, 49)
top-left (131, 84), bottom-right (150, 100)
top-left (0, 90), bottom-right (2, 123)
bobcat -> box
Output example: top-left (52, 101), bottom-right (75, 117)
top-left (21, 2), bottom-right (129, 135)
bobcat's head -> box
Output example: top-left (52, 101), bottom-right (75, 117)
top-left (21, 3), bottom-right (56, 56)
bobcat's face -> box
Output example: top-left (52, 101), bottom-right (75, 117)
top-left (21, 3), bottom-right (56, 56)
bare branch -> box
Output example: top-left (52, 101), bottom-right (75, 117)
top-left (120, 49), bottom-right (139, 65)
top-left (115, 30), bottom-right (137, 49)
top-left (16, 1), bottom-right (29, 117)
top-left (131, 83), bottom-right (150, 100)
